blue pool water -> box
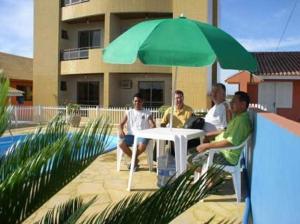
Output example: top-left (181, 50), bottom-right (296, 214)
top-left (0, 134), bottom-right (117, 157)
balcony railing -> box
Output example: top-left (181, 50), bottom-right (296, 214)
top-left (62, 0), bottom-right (89, 7)
top-left (61, 47), bottom-right (100, 61)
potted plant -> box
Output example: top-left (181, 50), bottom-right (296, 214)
top-left (156, 105), bottom-right (170, 126)
top-left (66, 103), bottom-right (81, 127)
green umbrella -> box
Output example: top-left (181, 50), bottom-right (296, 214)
top-left (103, 16), bottom-right (257, 127)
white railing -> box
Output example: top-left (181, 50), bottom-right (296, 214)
top-left (249, 103), bottom-right (268, 111)
top-left (9, 106), bottom-right (208, 127)
top-left (9, 104), bottom-right (267, 127)
top-left (62, 0), bottom-right (89, 7)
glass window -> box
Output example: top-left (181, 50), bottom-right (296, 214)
top-left (91, 30), bottom-right (100, 47)
top-left (79, 31), bottom-right (89, 48)
top-left (60, 81), bottom-right (67, 91)
top-left (139, 81), bottom-right (164, 107)
top-left (77, 81), bottom-right (99, 105)
top-left (78, 30), bottom-right (101, 48)
top-left (61, 30), bottom-right (69, 39)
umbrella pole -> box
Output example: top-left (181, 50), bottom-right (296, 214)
top-left (169, 66), bottom-right (178, 130)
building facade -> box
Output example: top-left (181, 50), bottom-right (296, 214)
top-left (0, 52), bottom-right (33, 106)
top-left (226, 52), bottom-right (300, 122)
top-left (33, 0), bottom-right (218, 108)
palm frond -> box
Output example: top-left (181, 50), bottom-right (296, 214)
top-left (35, 165), bottom-right (224, 224)
top-left (0, 75), bottom-right (9, 136)
top-left (83, 165), bottom-right (224, 224)
top-left (36, 197), bottom-right (97, 224)
top-left (0, 115), bottom-right (112, 223)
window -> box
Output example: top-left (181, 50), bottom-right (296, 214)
top-left (60, 81), bottom-right (67, 91)
top-left (258, 81), bottom-right (293, 111)
top-left (139, 81), bottom-right (164, 107)
top-left (61, 30), bottom-right (69, 39)
top-left (276, 82), bottom-right (293, 108)
top-left (78, 30), bottom-right (101, 48)
top-left (16, 85), bottom-right (32, 102)
top-left (77, 81), bottom-right (99, 105)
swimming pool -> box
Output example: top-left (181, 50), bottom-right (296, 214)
top-left (0, 134), bottom-right (117, 157)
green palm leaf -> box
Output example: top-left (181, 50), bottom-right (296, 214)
top-left (85, 165), bottom-right (224, 224)
top-left (36, 165), bottom-right (224, 224)
top-left (36, 197), bottom-right (97, 224)
top-left (0, 115), bottom-right (112, 223)
top-left (0, 74), bottom-right (9, 136)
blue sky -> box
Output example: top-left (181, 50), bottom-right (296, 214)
top-left (0, 0), bottom-right (299, 93)
top-left (219, 0), bottom-right (300, 93)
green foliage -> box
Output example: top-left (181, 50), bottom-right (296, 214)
top-left (158, 105), bottom-right (170, 116)
top-left (36, 197), bottom-right (97, 224)
top-left (67, 103), bottom-right (80, 114)
top-left (0, 115), bottom-right (112, 223)
top-left (36, 165), bottom-right (224, 224)
top-left (0, 75), bottom-right (9, 136)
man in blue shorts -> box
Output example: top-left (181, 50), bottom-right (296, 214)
top-left (118, 93), bottom-right (156, 171)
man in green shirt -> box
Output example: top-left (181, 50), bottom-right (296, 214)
top-left (191, 91), bottom-right (252, 166)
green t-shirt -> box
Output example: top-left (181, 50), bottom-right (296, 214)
top-left (214, 111), bottom-right (252, 165)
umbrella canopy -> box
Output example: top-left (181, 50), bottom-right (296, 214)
top-left (103, 16), bottom-right (257, 128)
top-left (8, 87), bottom-right (23, 97)
top-left (103, 16), bottom-right (257, 71)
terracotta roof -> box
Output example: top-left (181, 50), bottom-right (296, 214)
top-left (252, 52), bottom-right (300, 76)
top-left (0, 52), bottom-right (32, 81)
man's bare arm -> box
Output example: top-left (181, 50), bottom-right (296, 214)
top-left (203, 130), bottom-right (223, 142)
top-left (148, 115), bottom-right (156, 128)
top-left (196, 140), bottom-right (233, 153)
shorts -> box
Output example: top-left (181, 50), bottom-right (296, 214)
top-left (119, 135), bottom-right (149, 147)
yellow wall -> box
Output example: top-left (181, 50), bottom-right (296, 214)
top-left (33, 0), bottom-right (60, 106)
top-left (0, 52), bottom-right (32, 81)
top-left (61, 0), bottom-right (172, 21)
top-left (34, 0), bottom-right (217, 108)
top-left (172, 0), bottom-right (212, 109)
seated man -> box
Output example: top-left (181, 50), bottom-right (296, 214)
top-left (204, 83), bottom-right (231, 133)
top-left (159, 90), bottom-right (193, 155)
top-left (190, 91), bottom-right (252, 167)
top-left (160, 90), bottom-right (193, 128)
top-left (118, 93), bottom-right (156, 171)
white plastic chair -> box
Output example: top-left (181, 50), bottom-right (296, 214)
top-left (116, 138), bottom-right (154, 172)
top-left (197, 134), bottom-right (252, 202)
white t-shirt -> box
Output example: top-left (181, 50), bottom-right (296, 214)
top-left (126, 109), bottom-right (151, 134)
top-left (204, 102), bottom-right (228, 132)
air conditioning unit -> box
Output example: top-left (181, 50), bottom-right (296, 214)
top-left (120, 80), bottom-right (132, 89)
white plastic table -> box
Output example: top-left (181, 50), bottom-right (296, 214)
top-left (127, 128), bottom-right (205, 191)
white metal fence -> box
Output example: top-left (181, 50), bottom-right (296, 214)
top-left (9, 104), bottom-right (267, 127)
top-left (249, 103), bottom-right (268, 111)
top-left (9, 106), bottom-right (177, 127)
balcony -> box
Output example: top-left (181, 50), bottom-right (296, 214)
top-left (60, 47), bottom-right (97, 61)
top-left (60, 48), bottom-right (171, 75)
top-left (61, 0), bottom-right (172, 21)
top-left (61, 0), bottom-right (89, 7)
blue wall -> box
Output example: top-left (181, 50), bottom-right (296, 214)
top-left (250, 113), bottom-right (300, 224)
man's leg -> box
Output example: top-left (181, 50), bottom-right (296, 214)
top-left (118, 141), bottom-right (132, 158)
top-left (135, 138), bottom-right (149, 164)
top-left (118, 135), bottom-right (134, 158)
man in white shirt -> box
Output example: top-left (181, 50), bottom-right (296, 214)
top-left (118, 93), bottom-right (156, 170)
top-left (204, 83), bottom-right (231, 133)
